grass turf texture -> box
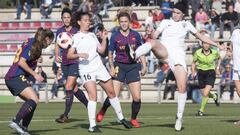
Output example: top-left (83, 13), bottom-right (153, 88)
top-left (0, 103), bottom-right (240, 135)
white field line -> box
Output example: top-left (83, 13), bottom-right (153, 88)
top-left (0, 115), bottom-right (239, 123)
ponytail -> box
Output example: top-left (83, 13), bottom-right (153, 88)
top-left (30, 27), bottom-right (54, 61)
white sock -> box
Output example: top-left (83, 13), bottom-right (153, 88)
top-left (177, 92), bottom-right (187, 119)
top-left (135, 42), bottom-right (152, 58)
top-left (109, 97), bottom-right (124, 120)
top-left (87, 100), bottom-right (97, 128)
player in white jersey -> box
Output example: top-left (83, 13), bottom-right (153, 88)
top-left (135, 2), bottom-right (222, 131)
top-left (230, 28), bottom-right (240, 125)
top-left (67, 12), bottom-right (132, 133)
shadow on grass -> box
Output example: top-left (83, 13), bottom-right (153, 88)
top-left (70, 123), bottom-right (132, 131)
top-left (55, 118), bottom-right (85, 124)
top-left (29, 128), bottom-right (59, 135)
top-left (221, 119), bottom-right (238, 123)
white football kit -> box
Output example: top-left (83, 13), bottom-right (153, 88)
top-left (157, 19), bottom-right (198, 71)
top-left (230, 29), bottom-right (240, 80)
top-left (72, 32), bottom-right (111, 84)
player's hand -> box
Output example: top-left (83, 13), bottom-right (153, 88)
top-left (79, 53), bottom-right (89, 61)
top-left (34, 74), bottom-right (44, 82)
top-left (140, 67), bottom-right (147, 76)
top-left (101, 30), bottom-right (108, 39)
top-left (55, 55), bottom-right (62, 63)
top-left (110, 66), bottom-right (115, 77)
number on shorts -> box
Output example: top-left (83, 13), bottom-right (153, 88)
top-left (83, 74), bottom-right (91, 81)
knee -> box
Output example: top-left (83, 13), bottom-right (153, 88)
top-left (107, 90), bottom-right (116, 98)
top-left (133, 98), bottom-right (141, 102)
top-left (65, 83), bottom-right (73, 90)
top-left (202, 92), bottom-right (209, 97)
top-left (31, 97), bottom-right (39, 104)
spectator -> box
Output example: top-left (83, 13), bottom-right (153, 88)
top-left (220, 64), bottom-right (235, 100)
top-left (144, 10), bottom-right (154, 27)
top-left (163, 70), bottom-right (176, 100)
top-left (142, 24), bottom-right (158, 73)
top-left (32, 66), bottom-right (48, 98)
top-left (154, 63), bottom-right (169, 87)
top-left (161, 0), bottom-right (173, 19)
top-left (187, 72), bottom-right (201, 103)
top-left (190, 0), bottom-right (201, 24)
top-left (78, 0), bottom-right (90, 12)
top-left (15, 0), bottom-right (33, 19)
top-left (234, 0), bottom-right (240, 19)
top-left (205, 8), bottom-right (220, 39)
top-left (219, 5), bottom-right (239, 38)
top-left (152, 8), bottom-right (165, 27)
top-left (211, 0), bottom-right (223, 14)
top-left (225, 0), bottom-right (234, 11)
top-left (40, 0), bottom-right (54, 19)
top-left (51, 67), bottom-right (65, 99)
top-left (195, 6), bottom-right (209, 31)
top-left (130, 9), bottom-right (142, 29)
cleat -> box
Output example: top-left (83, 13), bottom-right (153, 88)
top-left (234, 120), bottom-right (240, 125)
top-left (116, 119), bottom-right (122, 124)
top-left (120, 119), bottom-right (132, 129)
top-left (175, 116), bottom-right (183, 131)
top-left (130, 119), bottom-right (141, 128)
top-left (213, 93), bottom-right (220, 106)
top-left (8, 120), bottom-right (25, 134)
top-left (196, 110), bottom-right (204, 116)
top-left (21, 127), bottom-right (31, 135)
top-left (96, 110), bottom-right (105, 123)
top-left (88, 126), bottom-right (102, 133)
top-left (55, 114), bottom-right (69, 123)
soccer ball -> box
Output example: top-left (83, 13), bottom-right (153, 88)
top-left (56, 32), bottom-right (73, 49)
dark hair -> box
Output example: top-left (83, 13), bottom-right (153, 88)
top-left (174, 2), bottom-right (186, 14)
top-left (30, 27), bottom-right (54, 61)
top-left (61, 7), bottom-right (72, 18)
top-left (118, 12), bottom-right (131, 21)
top-left (75, 11), bottom-right (91, 21)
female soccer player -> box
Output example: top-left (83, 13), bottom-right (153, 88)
top-left (230, 28), bottom-right (240, 125)
top-left (67, 12), bottom-right (132, 132)
top-left (96, 11), bottom-right (147, 128)
top-left (5, 27), bottom-right (54, 135)
top-left (191, 33), bottom-right (221, 116)
top-left (55, 8), bottom-right (88, 123)
top-left (135, 2), bottom-right (222, 131)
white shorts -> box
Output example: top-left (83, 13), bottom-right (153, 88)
top-left (165, 46), bottom-right (187, 72)
top-left (79, 64), bottom-right (111, 85)
top-left (232, 70), bottom-right (240, 80)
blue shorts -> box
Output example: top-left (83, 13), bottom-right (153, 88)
top-left (5, 75), bottom-right (31, 96)
top-left (113, 62), bottom-right (141, 84)
top-left (61, 63), bottom-right (79, 79)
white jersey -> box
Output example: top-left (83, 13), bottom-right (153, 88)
top-left (72, 31), bottom-right (102, 72)
top-left (157, 19), bottom-right (197, 48)
top-left (230, 29), bottom-right (240, 71)
top-left (156, 19), bottom-right (197, 72)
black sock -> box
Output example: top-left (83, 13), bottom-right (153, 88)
top-left (14, 99), bottom-right (37, 124)
top-left (101, 97), bottom-right (111, 113)
top-left (64, 90), bottom-right (74, 117)
top-left (131, 100), bottom-right (141, 119)
top-left (74, 89), bottom-right (88, 108)
top-left (22, 108), bottom-right (35, 129)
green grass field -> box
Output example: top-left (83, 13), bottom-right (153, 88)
top-left (0, 103), bottom-right (240, 135)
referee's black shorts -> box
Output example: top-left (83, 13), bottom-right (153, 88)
top-left (197, 69), bottom-right (216, 89)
